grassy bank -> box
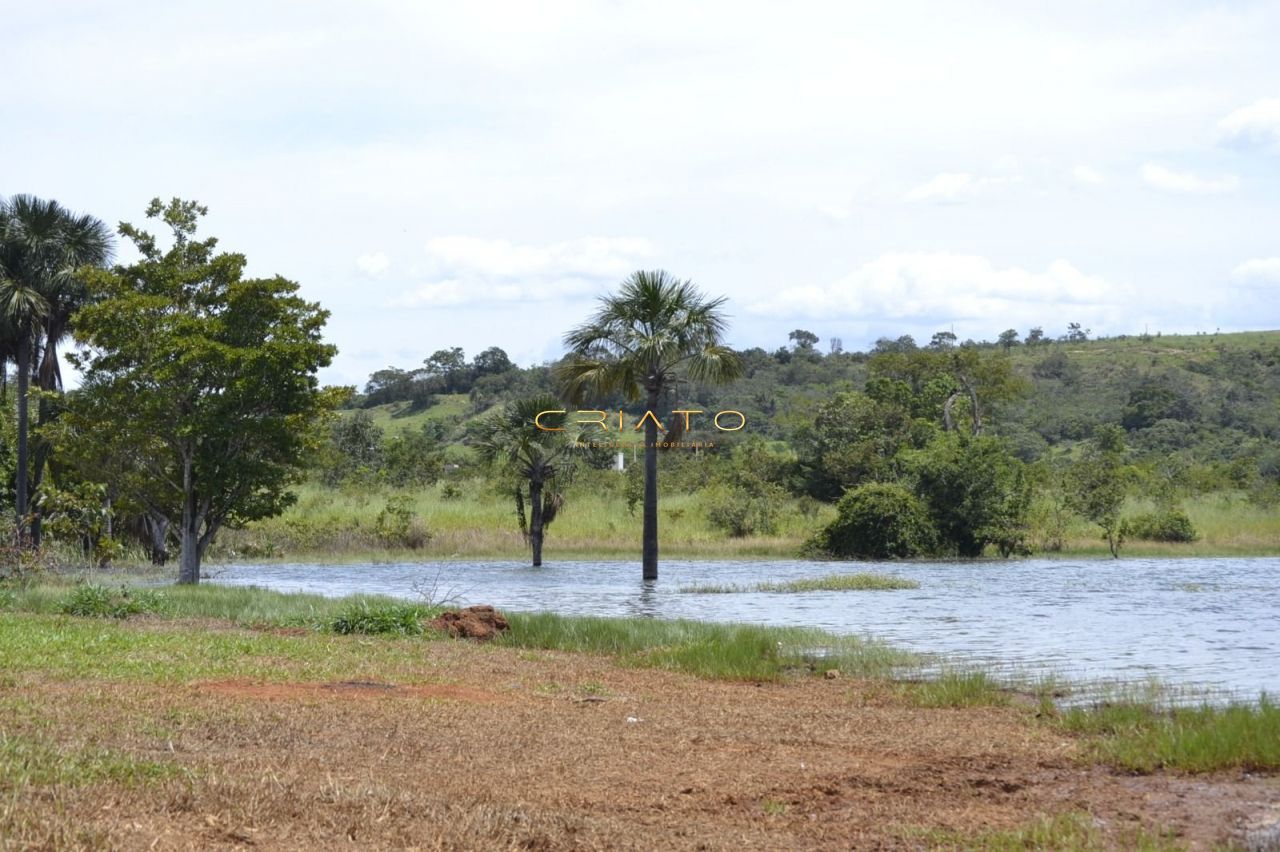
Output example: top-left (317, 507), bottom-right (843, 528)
top-left (3, 582), bottom-right (1278, 774)
top-left (205, 480), bottom-right (1280, 564)
top-left (2, 582), bottom-right (1278, 848)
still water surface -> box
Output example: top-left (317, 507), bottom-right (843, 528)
top-left (211, 557), bottom-right (1279, 700)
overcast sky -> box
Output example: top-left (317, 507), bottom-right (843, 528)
top-left (5, 0), bottom-right (1279, 387)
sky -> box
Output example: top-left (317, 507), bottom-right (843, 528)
top-left (4, 0), bottom-right (1279, 387)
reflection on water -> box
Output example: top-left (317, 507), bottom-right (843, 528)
top-left (209, 557), bottom-right (1280, 699)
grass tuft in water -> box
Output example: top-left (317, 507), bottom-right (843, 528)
top-left (499, 611), bottom-right (918, 681)
top-left (680, 572), bottom-right (919, 594)
top-left (900, 670), bottom-right (1011, 708)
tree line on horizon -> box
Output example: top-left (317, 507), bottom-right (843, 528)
top-left (3, 191), bottom-right (1279, 583)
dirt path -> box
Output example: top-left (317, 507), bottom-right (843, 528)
top-left (4, 639), bottom-right (1278, 849)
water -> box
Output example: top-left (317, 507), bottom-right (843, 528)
top-left (209, 557), bottom-right (1280, 701)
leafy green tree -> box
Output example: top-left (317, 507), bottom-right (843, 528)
top-left (380, 426), bottom-right (445, 488)
top-left (1065, 424), bottom-right (1131, 558)
top-left (472, 346), bottom-right (514, 376)
top-left (1025, 327), bottom-right (1045, 346)
top-left (929, 330), bottom-right (957, 349)
top-left (815, 482), bottom-right (937, 559)
top-left (703, 439), bottom-right (789, 537)
top-left (559, 270), bottom-right (742, 580)
top-left (794, 390), bottom-right (927, 500)
top-left (424, 347), bottom-right (469, 393)
top-left (908, 434), bottom-right (1032, 557)
top-left (70, 198), bottom-right (338, 583)
top-left (323, 410), bottom-right (384, 486)
top-left (869, 346), bottom-right (1023, 435)
top-left (788, 329), bottom-right (819, 351)
top-left (475, 395), bottom-right (576, 566)
top-left (997, 329), bottom-right (1021, 351)
top-left (0, 195), bottom-right (112, 542)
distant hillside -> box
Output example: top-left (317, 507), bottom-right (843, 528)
top-left (339, 328), bottom-right (1280, 489)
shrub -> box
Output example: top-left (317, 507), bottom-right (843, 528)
top-left (60, 584), bottom-right (165, 619)
top-left (330, 599), bottom-right (430, 635)
top-left (375, 496), bottom-right (432, 549)
top-left (815, 482), bottom-right (937, 559)
top-left (1123, 509), bottom-right (1199, 543)
top-left (704, 481), bottom-right (783, 537)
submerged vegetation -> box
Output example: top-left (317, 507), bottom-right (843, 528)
top-left (680, 572), bottom-right (920, 594)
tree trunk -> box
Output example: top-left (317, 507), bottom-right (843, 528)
top-left (642, 388), bottom-right (660, 580)
top-left (14, 339), bottom-right (30, 545)
top-left (178, 457), bottom-right (200, 584)
top-left (29, 392), bottom-right (56, 548)
top-left (529, 479), bottom-right (544, 567)
top-left (144, 512), bottom-right (170, 566)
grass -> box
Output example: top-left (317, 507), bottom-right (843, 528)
top-left (216, 474), bottom-right (832, 561)
top-left (1057, 697), bottom-right (1280, 772)
top-left (680, 572), bottom-right (919, 594)
top-left (1, 583), bottom-right (916, 683)
top-left (907, 811), bottom-right (1182, 850)
top-left (329, 599), bottom-right (437, 635)
top-left (899, 670), bottom-right (1011, 708)
top-left (498, 611), bottom-right (917, 680)
top-left (4, 582), bottom-right (1277, 775)
top-left (0, 731), bottom-right (181, 789)
top-left (212, 478), bottom-right (1280, 563)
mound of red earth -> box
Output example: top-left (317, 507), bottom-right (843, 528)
top-left (428, 605), bottom-right (510, 641)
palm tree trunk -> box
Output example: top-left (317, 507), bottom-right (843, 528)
top-left (529, 479), bottom-right (544, 567)
top-left (29, 396), bottom-right (52, 548)
top-left (14, 338), bottom-right (30, 544)
top-left (642, 389), bottom-right (660, 580)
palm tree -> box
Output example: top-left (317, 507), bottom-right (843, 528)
top-left (559, 270), bottom-right (742, 580)
top-left (475, 395), bottom-right (576, 566)
top-left (0, 195), bottom-right (113, 543)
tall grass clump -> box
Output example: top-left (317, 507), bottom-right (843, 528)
top-left (59, 584), bottom-right (165, 619)
top-left (499, 612), bottom-right (916, 680)
top-left (329, 599), bottom-right (433, 635)
top-left (1059, 696), bottom-right (1280, 772)
top-left (901, 670), bottom-right (1011, 708)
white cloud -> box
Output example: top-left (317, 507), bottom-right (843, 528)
top-left (903, 172), bottom-right (1017, 203)
top-left (1072, 165), bottom-right (1104, 185)
top-left (1218, 98), bottom-right (1280, 152)
top-left (1231, 257), bottom-right (1280, 283)
top-left (355, 252), bottom-right (390, 276)
top-left (395, 236), bottom-right (655, 307)
top-left (1141, 163), bottom-right (1239, 195)
top-left (817, 204), bottom-right (853, 222)
top-left (748, 253), bottom-right (1120, 324)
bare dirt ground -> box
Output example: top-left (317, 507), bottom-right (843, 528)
top-left (5, 637), bottom-right (1279, 850)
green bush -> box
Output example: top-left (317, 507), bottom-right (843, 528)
top-left (704, 482), bottom-right (783, 537)
top-left (1123, 509), bottom-right (1198, 542)
top-left (375, 496), bottom-right (432, 549)
top-left (330, 599), bottom-right (430, 635)
top-left (815, 482), bottom-right (937, 559)
top-left (60, 584), bottom-right (165, 619)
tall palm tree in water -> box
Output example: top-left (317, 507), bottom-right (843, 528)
top-left (559, 270), bottom-right (741, 580)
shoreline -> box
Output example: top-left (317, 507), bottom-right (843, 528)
top-left (1, 584), bottom-right (1278, 848)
